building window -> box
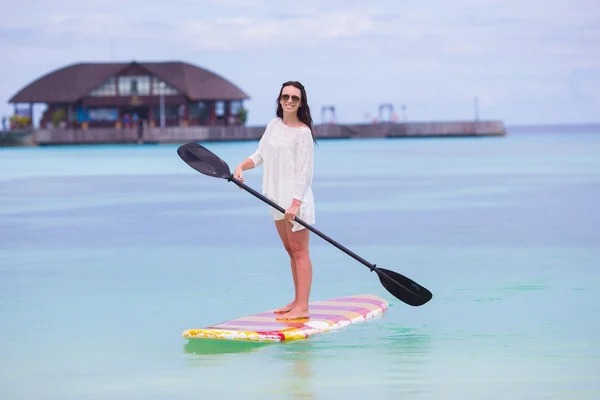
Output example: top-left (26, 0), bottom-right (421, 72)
top-left (152, 77), bottom-right (179, 95)
top-left (89, 77), bottom-right (117, 96)
top-left (230, 100), bottom-right (243, 115)
top-left (118, 75), bottom-right (150, 96)
top-left (152, 105), bottom-right (179, 119)
top-left (215, 101), bottom-right (225, 117)
top-left (77, 107), bottom-right (119, 122)
top-left (188, 101), bottom-right (208, 119)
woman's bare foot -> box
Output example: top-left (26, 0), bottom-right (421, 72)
top-left (276, 307), bottom-right (309, 320)
top-left (273, 301), bottom-right (296, 314)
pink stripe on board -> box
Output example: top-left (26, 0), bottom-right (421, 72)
top-left (327, 297), bottom-right (387, 306)
top-left (236, 313), bottom-right (352, 323)
top-left (311, 314), bottom-right (351, 323)
top-left (263, 331), bottom-right (286, 341)
top-left (209, 324), bottom-right (295, 332)
top-left (308, 305), bottom-right (373, 313)
top-left (251, 311), bottom-right (355, 320)
top-left (252, 311), bottom-right (294, 318)
top-left (218, 314), bottom-right (354, 329)
top-left (211, 320), bottom-right (304, 329)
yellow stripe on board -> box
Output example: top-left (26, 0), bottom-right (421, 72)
top-left (282, 330), bottom-right (310, 341)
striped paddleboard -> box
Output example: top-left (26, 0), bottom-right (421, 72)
top-left (182, 294), bottom-right (389, 342)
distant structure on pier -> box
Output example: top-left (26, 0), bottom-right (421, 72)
top-left (8, 60), bottom-right (249, 130)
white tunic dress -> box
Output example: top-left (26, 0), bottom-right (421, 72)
top-left (248, 117), bottom-right (316, 232)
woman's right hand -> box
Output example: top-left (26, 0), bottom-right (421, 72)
top-left (233, 165), bottom-right (244, 188)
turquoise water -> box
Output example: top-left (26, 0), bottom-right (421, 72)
top-left (1, 131), bottom-right (599, 399)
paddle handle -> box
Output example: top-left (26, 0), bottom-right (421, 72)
top-left (228, 176), bottom-right (377, 272)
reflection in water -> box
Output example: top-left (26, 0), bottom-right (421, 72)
top-left (183, 336), bottom-right (316, 399)
top-left (273, 340), bottom-right (316, 400)
top-left (183, 338), bottom-right (271, 356)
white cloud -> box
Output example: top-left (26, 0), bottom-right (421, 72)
top-left (2, 1), bottom-right (598, 57)
top-left (179, 10), bottom-right (381, 51)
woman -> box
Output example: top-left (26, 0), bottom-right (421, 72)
top-left (233, 81), bottom-right (317, 320)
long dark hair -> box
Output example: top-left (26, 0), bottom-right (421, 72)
top-left (276, 80), bottom-right (316, 143)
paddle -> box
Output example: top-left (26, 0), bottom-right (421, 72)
top-left (177, 142), bottom-right (433, 307)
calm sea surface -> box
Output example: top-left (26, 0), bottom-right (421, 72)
top-left (1, 130), bottom-right (599, 399)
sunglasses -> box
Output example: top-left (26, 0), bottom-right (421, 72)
top-left (281, 94), bottom-right (301, 103)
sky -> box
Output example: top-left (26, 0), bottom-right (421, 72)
top-left (1, 0), bottom-right (599, 126)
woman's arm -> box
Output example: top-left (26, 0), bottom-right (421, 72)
top-left (292, 128), bottom-right (315, 203)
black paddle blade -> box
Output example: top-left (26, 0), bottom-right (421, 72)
top-left (375, 268), bottom-right (433, 306)
top-left (177, 142), bottom-right (231, 179)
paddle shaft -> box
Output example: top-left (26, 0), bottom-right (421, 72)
top-left (177, 142), bottom-right (432, 306)
top-left (228, 175), bottom-right (378, 272)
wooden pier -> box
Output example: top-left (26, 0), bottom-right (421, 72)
top-left (19, 120), bottom-right (505, 146)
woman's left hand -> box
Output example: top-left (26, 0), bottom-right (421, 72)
top-left (285, 204), bottom-right (300, 221)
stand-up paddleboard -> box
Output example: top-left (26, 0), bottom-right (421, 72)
top-left (182, 294), bottom-right (389, 342)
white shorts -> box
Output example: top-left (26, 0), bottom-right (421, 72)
top-left (269, 192), bottom-right (315, 233)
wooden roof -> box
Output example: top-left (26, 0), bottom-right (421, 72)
top-left (9, 61), bottom-right (250, 103)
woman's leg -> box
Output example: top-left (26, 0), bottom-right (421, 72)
top-left (277, 220), bottom-right (312, 320)
top-left (273, 219), bottom-right (299, 313)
